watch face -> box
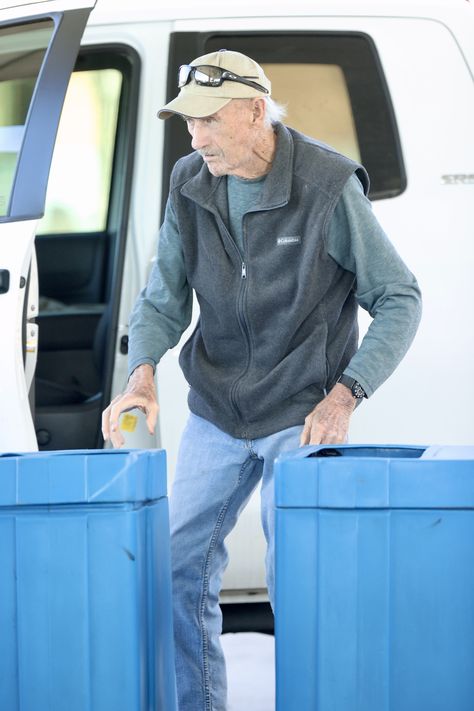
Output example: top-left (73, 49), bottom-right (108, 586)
top-left (352, 382), bottom-right (366, 399)
top-left (338, 374), bottom-right (366, 399)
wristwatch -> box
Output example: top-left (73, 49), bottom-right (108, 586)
top-left (337, 374), bottom-right (367, 400)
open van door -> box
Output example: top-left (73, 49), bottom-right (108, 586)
top-left (0, 0), bottom-right (96, 451)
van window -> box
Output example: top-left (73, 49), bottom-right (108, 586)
top-left (34, 48), bottom-right (138, 307)
top-left (0, 19), bottom-right (54, 217)
top-left (261, 62), bottom-right (360, 163)
top-left (164, 32), bottom-right (405, 208)
top-left (38, 67), bottom-right (122, 234)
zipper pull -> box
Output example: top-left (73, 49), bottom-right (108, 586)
top-left (241, 262), bottom-right (247, 279)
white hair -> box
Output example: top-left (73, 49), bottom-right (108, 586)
top-left (263, 96), bottom-right (287, 126)
top-left (232, 96), bottom-right (287, 126)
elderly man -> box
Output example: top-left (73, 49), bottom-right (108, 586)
top-left (103, 50), bottom-right (421, 711)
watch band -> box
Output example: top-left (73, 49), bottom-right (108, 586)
top-left (337, 374), bottom-right (367, 399)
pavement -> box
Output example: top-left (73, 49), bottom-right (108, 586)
top-left (221, 632), bottom-right (275, 711)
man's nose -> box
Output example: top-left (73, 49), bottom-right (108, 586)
top-left (190, 122), bottom-right (209, 151)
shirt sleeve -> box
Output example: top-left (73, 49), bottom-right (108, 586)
top-left (127, 198), bottom-right (192, 377)
top-left (326, 173), bottom-right (422, 397)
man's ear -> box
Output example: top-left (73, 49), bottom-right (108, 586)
top-left (251, 98), bottom-right (266, 125)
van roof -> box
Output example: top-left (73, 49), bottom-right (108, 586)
top-left (90, 0), bottom-right (471, 25)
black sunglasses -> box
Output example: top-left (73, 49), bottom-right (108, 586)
top-left (178, 64), bottom-right (269, 94)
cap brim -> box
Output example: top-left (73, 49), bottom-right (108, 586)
top-left (157, 94), bottom-right (232, 120)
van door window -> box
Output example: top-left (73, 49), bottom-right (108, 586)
top-left (38, 67), bottom-right (122, 235)
top-left (0, 19), bottom-right (54, 217)
top-left (163, 32), bottom-right (405, 210)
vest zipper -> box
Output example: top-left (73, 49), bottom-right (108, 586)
top-left (230, 263), bottom-right (251, 428)
top-left (213, 212), bottom-right (251, 429)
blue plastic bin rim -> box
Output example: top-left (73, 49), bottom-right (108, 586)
top-left (307, 445), bottom-right (425, 459)
top-left (275, 444), bottom-right (474, 509)
top-left (277, 444), bottom-right (474, 462)
top-left (0, 448), bottom-right (140, 458)
top-left (0, 448), bottom-right (168, 506)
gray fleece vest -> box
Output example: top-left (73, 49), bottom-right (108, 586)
top-left (170, 123), bottom-right (369, 439)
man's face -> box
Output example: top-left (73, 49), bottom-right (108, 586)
top-left (184, 100), bottom-right (258, 178)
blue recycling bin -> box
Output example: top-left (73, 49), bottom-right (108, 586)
top-left (0, 449), bottom-right (177, 711)
top-left (275, 445), bottom-right (474, 711)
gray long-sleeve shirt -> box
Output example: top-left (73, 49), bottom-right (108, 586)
top-left (128, 172), bottom-right (421, 399)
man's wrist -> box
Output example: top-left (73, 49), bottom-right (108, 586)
top-left (129, 363), bottom-right (155, 383)
top-left (329, 382), bottom-right (357, 411)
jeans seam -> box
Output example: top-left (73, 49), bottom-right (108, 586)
top-left (198, 457), bottom-right (255, 711)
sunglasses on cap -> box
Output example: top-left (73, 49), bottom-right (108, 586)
top-left (178, 64), bottom-right (269, 94)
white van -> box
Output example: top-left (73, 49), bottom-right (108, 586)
top-left (1, 0), bottom-right (473, 612)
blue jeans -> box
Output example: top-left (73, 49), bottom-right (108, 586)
top-left (169, 413), bottom-right (302, 711)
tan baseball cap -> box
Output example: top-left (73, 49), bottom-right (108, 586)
top-left (157, 49), bottom-right (271, 120)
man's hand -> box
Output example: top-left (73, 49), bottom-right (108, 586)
top-left (300, 383), bottom-right (356, 446)
top-left (101, 364), bottom-right (159, 448)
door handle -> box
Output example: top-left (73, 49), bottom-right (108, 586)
top-left (0, 269), bottom-right (10, 294)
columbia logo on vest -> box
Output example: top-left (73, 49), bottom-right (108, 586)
top-left (277, 236), bottom-right (301, 246)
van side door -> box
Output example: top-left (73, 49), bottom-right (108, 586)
top-left (0, 1), bottom-right (96, 451)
